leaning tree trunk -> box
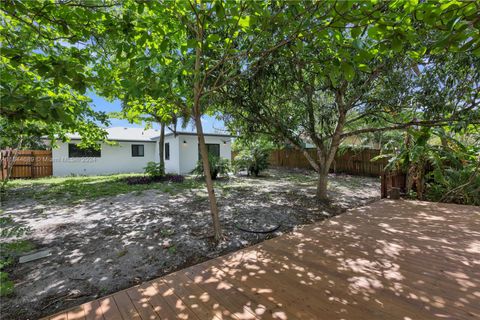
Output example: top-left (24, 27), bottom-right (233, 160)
top-left (158, 123), bottom-right (165, 175)
top-left (194, 111), bottom-right (222, 241)
top-left (192, 16), bottom-right (222, 241)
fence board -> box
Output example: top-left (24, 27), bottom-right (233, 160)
top-left (0, 150), bottom-right (52, 180)
top-left (233, 148), bottom-right (388, 177)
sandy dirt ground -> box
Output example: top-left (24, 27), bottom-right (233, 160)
top-left (1, 169), bottom-right (380, 319)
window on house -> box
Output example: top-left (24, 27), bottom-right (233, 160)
top-left (131, 144), bottom-right (144, 157)
top-left (165, 142), bottom-right (170, 160)
top-left (198, 143), bottom-right (220, 160)
top-left (68, 143), bottom-right (101, 158)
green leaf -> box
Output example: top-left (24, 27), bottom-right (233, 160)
top-left (392, 36), bottom-right (402, 52)
top-left (207, 34), bottom-right (221, 43)
top-left (238, 16), bottom-right (251, 29)
top-left (357, 64), bottom-right (371, 72)
top-left (187, 39), bottom-right (197, 49)
top-left (367, 26), bottom-right (381, 40)
top-left (351, 27), bottom-right (362, 39)
top-left (341, 62), bottom-right (355, 82)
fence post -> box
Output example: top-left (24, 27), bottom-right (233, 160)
top-left (31, 151), bottom-right (36, 179)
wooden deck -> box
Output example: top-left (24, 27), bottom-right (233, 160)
top-left (44, 199), bottom-right (480, 320)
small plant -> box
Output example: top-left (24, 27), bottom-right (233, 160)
top-left (144, 162), bottom-right (164, 178)
top-left (192, 155), bottom-right (230, 180)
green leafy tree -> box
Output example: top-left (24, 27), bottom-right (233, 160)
top-left (222, 2), bottom-right (480, 200)
top-left (91, 1), bottom-right (319, 241)
top-left (0, 1), bottom-right (112, 198)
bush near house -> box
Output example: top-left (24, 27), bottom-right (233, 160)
top-left (233, 140), bottom-right (272, 177)
top-left (192, 155), bottom-right (230, 180)
top-left (144, 162), bottom-right (165, 178)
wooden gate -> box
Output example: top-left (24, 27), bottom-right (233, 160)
top-left (0, 150), bottom-right (52, 180)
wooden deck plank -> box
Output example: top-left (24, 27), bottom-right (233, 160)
top-left (129, 282), bottom-right (180, 320)
top-left (49, 313), bottom-right (68, 320)
top-left (126, 286), bottom-right (161, 320)
top-left (113, 291), bottom-right (142, 320)
top-left (194, 263), bottom-right (300, 320)
top-left (151, 280), bottom-right (201, 320)
top-left (208, 248), bottom-right (389, 319)
top-left (162, 272), bottom-right (238, 319)
top-left (83, 300), bottom-right (105, 320)
top-left (42, 200), bottom-right (480, 320)
top-left (260, 236), bottom-right (474, 319)
top-left (183, 265), bottom-right (263, 320)
top-left (66, 306), bottom-right (87, 320)
top-left (98, 296), bottom-right (123, 320)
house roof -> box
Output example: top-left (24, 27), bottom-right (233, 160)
top-left (160, 131), bottom-right (233, 139)
top-left (68, 127), bottom-right (161, 142)
top-left (66, 128), bottom-right (233, 142)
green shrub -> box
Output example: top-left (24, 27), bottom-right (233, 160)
top-left (144, 161), bottom-right (164, 177)
top-left (425, 146), bottom-right (480, 205)
top-left (376, 128), bottom-right (480, 205)
top-left (192, 155), bottom-right (230, 180)
top-left (233, 141), bottom-right (270, 176)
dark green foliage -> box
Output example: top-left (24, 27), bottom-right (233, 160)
top-left (234, 141), bottom-right (271, 177)
top-left (144, 162), bottom-right (165, 178)
top-left (376, 127), bottom-right (480, 206)
top-left (192, 155), bottom-right (230, 180)
top-left (123, 174), bottom-right (184, 185)
top-left (426, 146), bottom-right (480, 206)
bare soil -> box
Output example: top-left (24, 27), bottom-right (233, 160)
top-left (1, 169), bottom-right (379, 320)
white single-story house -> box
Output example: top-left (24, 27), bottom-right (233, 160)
top-left (52, 127), bottom-right (232, 176)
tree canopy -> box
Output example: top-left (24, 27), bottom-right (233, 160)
top-left (1, 0), bottom-right (479, 237)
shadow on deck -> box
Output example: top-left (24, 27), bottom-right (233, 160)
top-left (45, 199), bottom-right (480, 319)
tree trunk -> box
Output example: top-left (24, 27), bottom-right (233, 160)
top-left (316, 169), bottom-right (329, 201)
top-left (194, 112), bottom-right (222, 241)
top-left (158, 123), bottom-right (165, 175)
top-left (193, 2), bottom-right (222, 243)
top-left (192, 1), bottom-right (221, 242)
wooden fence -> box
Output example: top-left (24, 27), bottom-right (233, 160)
top-left (0, 150), bottom-right (52, 180)
top-left (381, 171), bottom-right (407, 198)
top-left (266, 148), bottom-right (388, 177)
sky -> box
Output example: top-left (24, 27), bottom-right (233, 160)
top-left (87, 91), bottom-right (227, 134)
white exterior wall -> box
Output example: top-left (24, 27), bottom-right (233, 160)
top-left (163, 135), bottom-right (180, 174)
top-left (52, 141), bottom-right (156, 176)
top-left (177, 135), bottom-right (232, 174)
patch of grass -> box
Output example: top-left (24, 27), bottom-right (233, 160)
top-left (0, 212), bottom-right (34, 297)
top-left (329, 174), bottom-right (377, 190)
top-left (0, 272), bottom-right (13, 296)
top-left (117, 249), bottom-right (128, 257)
top-left (7, 174), bottom-right (205, 204)
top-left (160, 229), bottom-right (175, 237)
top-left (282, 173), bottom-right (317, 183)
